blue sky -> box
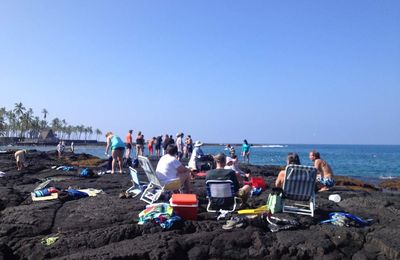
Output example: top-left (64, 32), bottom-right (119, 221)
top-left (1, 1), bottom-right (399, 144)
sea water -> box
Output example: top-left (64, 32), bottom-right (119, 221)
top-left (2, 144), bottom-right (399, 182)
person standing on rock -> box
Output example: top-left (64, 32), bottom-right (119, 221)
top-left (176, 132), bottom-right (184, 161)
top-left (309, 150), bottom-right (335, 192)
top-left (242, 139), bottom-right (251, 164)
top-left (14, 150), bottom-right (27, 171)
top-left (105, 132), bottom-right (125, 174)
top-left (135, 131), bottom-right (145, 158)
top-left (155, 135), bottom-right (162, 157)
top-left (125, 130), bottom-right (134, 159)
top-left (57, 141), bottom-right (65, 159)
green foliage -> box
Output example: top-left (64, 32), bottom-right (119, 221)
top-left (0, 102), bottom-right (101, 140)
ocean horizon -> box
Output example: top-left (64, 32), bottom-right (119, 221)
top-left (2, 143), bottom-right (399, 183)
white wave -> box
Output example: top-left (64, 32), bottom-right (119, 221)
top-left (379, 176), bottom-right (398, 180)
top-left (253, 144), bottom-right (286, 148)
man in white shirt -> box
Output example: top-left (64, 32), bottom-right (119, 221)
top-left (156, 144), bottom-right (191, 193)
top-left (175, 132), bottom-right (184, 161)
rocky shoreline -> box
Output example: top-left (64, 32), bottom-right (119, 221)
top-left (0, 150), bottom-right (399, 259)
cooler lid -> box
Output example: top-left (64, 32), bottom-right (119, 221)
top-left (171, 194), bottom-right (197, 205)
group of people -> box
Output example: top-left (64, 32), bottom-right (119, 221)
top-left (225, 139), bottom-right (252, 164)
top-left (105, 130), bottom-right (197, 175)
top-left (123, 130), bottom-right (194, 160)
top-left (56, 141), bottom-right (74, 158)
top-left (154, 145), bottom-right (252, 201)
top-left (275, 150), bottom-right (335, 192)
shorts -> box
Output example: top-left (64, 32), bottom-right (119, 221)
top-left (125, 143), bottom-right (132, 149)
top-left (155, 144), bottom-right (161, 150)
top-left (317, 176), bottom-right (335, 188)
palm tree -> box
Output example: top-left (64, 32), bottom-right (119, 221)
top-left (13, 102), bottom-right (26, 117)
top-left (0, 107), bottom-right (6, 136)
top-left (6, 111), bottom-right (16, 137)
top-left (77, 125), bottom-right (85, 140)
top-left (51, 118), bottom-right (61, 138)
top-left (13, 102), bottom-right (26, 137)
top-left (41, 108), bottom-right (48, 120)
top-left (95, 129), bottom-right (102, 141)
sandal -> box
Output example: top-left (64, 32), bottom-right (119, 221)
top-left (222, 217), bottom-right (244, 230)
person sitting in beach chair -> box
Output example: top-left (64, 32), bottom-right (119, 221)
top-left (309, 150), bottom-right (335, 192)
top-left (275, 153), bottom-right (301, 188)
top-left (156, 144), bottom-right (192, 193)
top-left (206, 153), bottom-right (251, 204)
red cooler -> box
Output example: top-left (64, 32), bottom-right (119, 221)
top-left (170, 194), bottom-right (198, 220)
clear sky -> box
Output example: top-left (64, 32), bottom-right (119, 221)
top-left (1, 1), bottom-right (399, 144)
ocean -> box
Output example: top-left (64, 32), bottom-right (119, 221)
top-left (2, 144), bottom-right (399, 182)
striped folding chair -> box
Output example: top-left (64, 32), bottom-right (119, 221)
top-left (282, 164), bottom-right (317, 217)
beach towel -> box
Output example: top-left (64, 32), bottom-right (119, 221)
top-left (56, 166), bottom-right (76, 171)
top-left (138, 203), bottom-right (180, 229)
top-left (66, 189), bottom-right (89, 199)
top-left (77, 188), bottom-right (104, 197)
top-left (251, 177), bottom-right (267, 191)
top-left (31, 192), bottom-right (58, 201)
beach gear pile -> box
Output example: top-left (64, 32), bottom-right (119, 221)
top-left (320, 212), bottom-right (373, 227)
top-left (138, 203), bottom-right (182, 229)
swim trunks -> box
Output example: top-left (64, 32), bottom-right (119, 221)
top-left (317, 176), bottom-right (335, 188)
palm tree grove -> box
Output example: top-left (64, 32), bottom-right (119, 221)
top-left (0, 102), bottom-right (102, 144)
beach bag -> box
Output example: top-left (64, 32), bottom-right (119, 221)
top-left (251, 177), bottom-right (267, 191)
top-left (267, 193), bottom-right (282, 214)
top-left (124, 157), bottom-right (132, 167)
top-left (133, 159), bottom-right (139, 168)
top-left (107, 157), bottom-right (113, 170)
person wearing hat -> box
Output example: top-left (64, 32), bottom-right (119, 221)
top-left (188, 140), bottom-right (204, 171)
top-left (206, 153), bottom-right (251, 202)
top-left (15, 150), bottom-right (27, 171)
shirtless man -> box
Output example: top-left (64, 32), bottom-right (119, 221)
top-left (125, 130), bottom-right (133, 158)
top-left (15, 150), bottom-right (27, 171)
top-left (309, 150), bottom-right (335, 192)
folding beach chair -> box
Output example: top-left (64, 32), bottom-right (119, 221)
top-left (138, 156), bottom-right (181, 204)
top-left (206, 180), bottom-right (242, 212)
top-left (282, 164), bottom-right (317, 217)
top-left (126, 167), bottom-right (147, 198)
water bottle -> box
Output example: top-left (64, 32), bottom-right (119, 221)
top-left (329, 194), bottom-right (341, 203)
